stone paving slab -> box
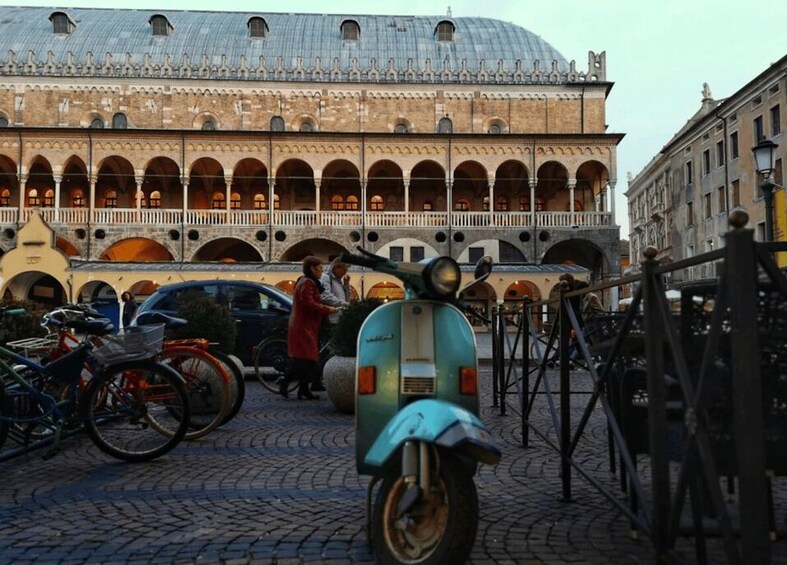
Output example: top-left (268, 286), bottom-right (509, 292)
top-left (0, 367), bottom-right (786, 564)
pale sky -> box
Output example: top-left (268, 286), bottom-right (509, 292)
top-left (5, 0), bottom-right (787, 237)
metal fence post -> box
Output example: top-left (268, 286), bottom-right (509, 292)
top-left (559, 281), bottom-right (572, 502)
top-left (726, 212), bottom-right (770, 563)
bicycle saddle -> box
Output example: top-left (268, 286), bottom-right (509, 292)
top-left (64, 317), bottom-right (115, 336)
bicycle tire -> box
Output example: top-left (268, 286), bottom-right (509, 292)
top-left (208, 347), bottom-right (245, 425)
top-left (253, 336), bottom-right (298, 393)
top-left (81, 359), bottom-right (190, 462)
top-left (159, 346), bottom-right (232, 440)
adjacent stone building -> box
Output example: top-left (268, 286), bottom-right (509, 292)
top-left (627, 55), bottom-right (786, 282)
top-left (0, 6), bottom-right (621, 322)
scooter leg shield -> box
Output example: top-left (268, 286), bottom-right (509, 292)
top-left (363, 398), bottom-right (501, 469)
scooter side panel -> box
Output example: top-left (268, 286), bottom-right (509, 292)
top-left (432, 303), bottom-right (479, 416)
top-left (355, 301), bottom-right (403, 474)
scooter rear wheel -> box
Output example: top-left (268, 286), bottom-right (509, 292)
top-left (371, 448), bottom-right (478, 564)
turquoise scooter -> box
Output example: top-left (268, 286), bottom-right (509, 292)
top-left (339, 248), bottom-right (501, 564)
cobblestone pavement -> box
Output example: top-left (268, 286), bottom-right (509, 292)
top-left (1, 367), bottom-right (786, 564)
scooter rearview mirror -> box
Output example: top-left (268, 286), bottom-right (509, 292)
top-left (459, 255), bottom-right (494, 299)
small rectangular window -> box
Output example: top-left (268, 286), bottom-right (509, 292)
top-left (390, 246), bottom-right (404, 262)
top-left (468, 247), bottom-right (484, 264)
top-left (685, 161), bottom-right (694, 185)
top-left (410, 247), bottom-right (425, 262)
top-left (752, 94), bottom-right (763, 108)
top-left (717, 186), bottom-right (726, 212)
top-left (730, 131), bottom-right (739, 159)
top-left (687, 202), bottom-right (694, 225)
top-left (702, 149), bottom-right (711, 176)
top-left (754, 115), bottom-right (764, 142)
top-left (716, 140), bottom-right (725, 167)
top-left (771, 105), bottom-right (781, 137)
top-left (704, 193), bottom-right (712, 219)
top-left (732, 179), bottom-right (740, 207)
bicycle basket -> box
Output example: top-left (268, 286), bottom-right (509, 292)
top-left (91, 324), bottom-right (165, 365)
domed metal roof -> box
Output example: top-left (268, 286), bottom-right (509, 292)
top-left (0, 7), bottom-right (576, 84)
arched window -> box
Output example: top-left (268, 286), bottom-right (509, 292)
top-left (270, 116), bottom-right (285, 132)
top-left (299, 120), bottom-right (314, 132)
top-left (331, 194), bottom-right (345, 211)
top-left (71, 190), bottom-right (85, 208)
top-left (230, 192), bottom-right (241, 210)
top-left (535, 197), bottom-right (545, 211)
top-left (437, 117), bottom-right (452, 134)
top-left (370, 195), bottom-right (384, 211)
top-left (149, 15), bottom-right (172, 37)
top-left (273, 193), bottom-right (280, 210)
top-left (346, 195), bottom-right (359, 210)
top-left (519, 197), bottom-right (530, 211)
top-left (104, 189), bottom-right (117, 208)
top-left (43, 189), bottom-right (55, 207)
top-left (49, 12), bottom-right (75, 34)
top-left (149, 190), bottom-right (161, 209)
top-left (394, 123), bottom-right (409, 134)
top-left (341, 20), bottom-right (360, 40)
top-left (423, 201), bottom-right (433, 211)
top-left (488, 123), bottom-right (502, 134)
top-left (435, 20), bottom-right (455, 42)
top-left (202, 120), bottom-right (216, 131)
top-left (0, 188), bottom-right (10, 206)
top-left (112, 113), bottom-right (128, 129)
top-left (0, 116), bottom-right (9, 128)
top-left (247, 16), bottom-right (268, 39)
top-left (454, 198), bottom-right (470, 211)
top-left (495, 196), bottom-right (509, 211)
top-left (27, 189), bottom-right (39, 207)
top-left (482, 196), bottom-right (490, 211)
top-left (212, 191), bottom-right (225, 209)
top-left (90, 118), bottom-right (104, 129)
top-left (253, 193), bottom-right (266, 210)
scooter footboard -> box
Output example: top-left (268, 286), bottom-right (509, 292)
top-left (363, 399), bottom-right (501, 470)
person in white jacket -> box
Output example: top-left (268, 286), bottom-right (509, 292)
top-left (319, 258), bottom-right (353, 325)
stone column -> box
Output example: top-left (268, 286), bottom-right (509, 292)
top-left (181, 179), bottom-right (189, 224)
top-left (314, 179), bottom-right (321, 214)
top-left (403, 180), bottom-right (410, 214)
top-left (488, 179), bottom-right (495, 225)
top-left (88, 175), bottom-right (96, 215)
top-left (225, 177), bottom-right (233, 224)
top-left (608, 180), bottom-right (616, 225)
top-left (445, 178), bottom-right (452, 229)
top-left (567, 178), bottom-right (576, 226)
top-left (135, 177), bottom-right (143, 223)
top-left (53, 175), bottom-right (62, 223)
top-left (18, 174), bottom-right (26, 221)
top-left (529, 179), bottom-right (537, 227)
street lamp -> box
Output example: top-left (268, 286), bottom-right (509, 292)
top-left (752, 138), bottom-right (778, 241)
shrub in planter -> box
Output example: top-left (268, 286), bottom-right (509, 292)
top-left (329, 298), bottom-right (383, 357)
top-left (324, 298), bottom-right (382, 413)
top-left (173, 294), bottom-right (237, 354)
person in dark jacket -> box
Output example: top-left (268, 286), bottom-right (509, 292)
top-left (283, 256), bottom-right (338, 399)
top-left (121, 291), bottom-right (137, 328)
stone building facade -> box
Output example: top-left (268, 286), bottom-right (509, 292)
top-left (627, 55), bottom-right (786, 282)
top-left (0, 7), bottom-right (621, 321)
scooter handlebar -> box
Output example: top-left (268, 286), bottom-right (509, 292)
top-left (339, 251), bottom-right (385, 270)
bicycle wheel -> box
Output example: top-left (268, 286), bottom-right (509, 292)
top-left (81, 360), bottom-right (190, 462)
top-left (208, 347), bottom-right (245, 425)
top-left (253, 336), bottom-right (298, 393)
top-left (159, 346), bottom-right (231, 440)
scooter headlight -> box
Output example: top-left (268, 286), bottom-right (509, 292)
top-left (423, 257), bottom-right (461, 297)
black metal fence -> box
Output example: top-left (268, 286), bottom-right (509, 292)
top-left (491, 212), bottom-right (787, 564)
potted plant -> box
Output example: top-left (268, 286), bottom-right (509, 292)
top-left (323, 298), bottom-right (382, 413)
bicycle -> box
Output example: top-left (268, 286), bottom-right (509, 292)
top-left (0, 307), bottom-right (191, 462)
top-left (253, 331), bottom-right (334, 394)
top-left (45, 307), bottom-right (238, 441)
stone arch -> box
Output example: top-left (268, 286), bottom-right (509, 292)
top-left (495, 160), bottom-right (530, 211)
top-left (575, 159), bottom-right (610, 212)
top-left (367, 159), bottom-right (403, 212)
top-left (26, 156), bottom-right (55, 207)
top-left (189, 157), bottom-right (226, 210)
top-left (3, 271), bottom-right (67, 307)
top-left (232, 158), bottom-right (268, 210)
top-left (99, 237), bottom-right (174, 261)
top-left (0, 154), bottom-right (19, 208)
top-left (455, 238), bottom-right (527, 263)
top-left (61, 155), bottom-right (88, 208)
top-left (375, 237), bottom-right (439, 261)
top-left (322, 159), bottom-right (361, 211)
top-left (96, 155), bottom-right (136, 208)
top-left (453, 160), bottom-right (487, 211)
top-left (191, 237), bottom-right (264, 262)
top-left (278, 237), bottom-right (348, 263)
top-left (410, 160), bottom-right (445, 212)
top-left (536, 160), bottom-right (569, 212)
top-left (276, 158), bottom-right (315, 211)
top-left (367, 281), bottom-right (404, 301)
top-left (541, 237), bottom-right (608, 281)
top-left (142, 157), bottom-right (181, 209)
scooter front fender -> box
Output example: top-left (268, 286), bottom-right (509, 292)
top-left (363, 399), bottom-right (501, 470)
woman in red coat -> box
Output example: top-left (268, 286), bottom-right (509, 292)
top-left (284, 256), bottom-right (338, 399)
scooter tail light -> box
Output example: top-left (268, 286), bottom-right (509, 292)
top-left (358, 366), bottom-right (376, 394)
top-left (459, 367), bottom-right (477, 395)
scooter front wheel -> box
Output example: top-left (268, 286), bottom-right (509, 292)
top-left (371, 449), bottom-right (479, 564)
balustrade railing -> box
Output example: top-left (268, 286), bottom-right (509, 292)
top-left (3, 207), bottom-right (613, 230)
